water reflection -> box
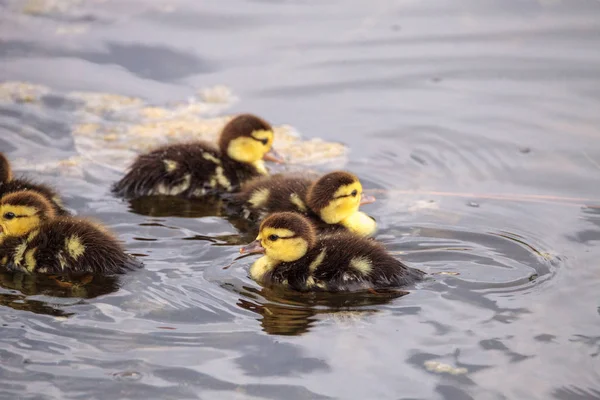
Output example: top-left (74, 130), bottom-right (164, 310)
top-left (0, 271), bottom-right (123, 316)
top-left (128, 195), bottom-right (225, 218)
top-left (232, 284), bottom-right (409, 336)
top-left (1, 0), bottom-right (600, 398)
top-left (0, 271), bottom-right (121, 299)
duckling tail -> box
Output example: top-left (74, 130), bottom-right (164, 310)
top-left (121, 255), bottom-right (144, 272)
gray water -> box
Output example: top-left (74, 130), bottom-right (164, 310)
top-left (1, 0), bottom-right (600, 399)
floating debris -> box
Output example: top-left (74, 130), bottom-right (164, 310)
top-left (112, 371), bottom-right (143, 382)
top-left (70, 91), bottom-right (144, 115)
top-left (424, 360), bottom-right (468, 375)
top-left (0, 81), bottom-right (50, 103)
top-left (1, 81), bottom-right (348, 174)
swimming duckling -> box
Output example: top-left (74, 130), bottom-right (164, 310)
top-left (240, 212), bottom-right (424, 292)
top-left (233, 171), bottom-right (377, 237)
top-left (112, 114), bottom-right (284, 199)
top-left (0, 191), bottom-right (142, 274)
top-left (0, 152), bottom-right (70, 216)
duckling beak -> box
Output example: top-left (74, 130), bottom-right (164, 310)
top-left (240, 240), bottom-right (265, 255)
top-left (263, 148), bottom-right (285, 164)
top-left (360, 193), bottom-right (376, 205)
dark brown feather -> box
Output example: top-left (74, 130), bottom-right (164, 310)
top-left (257, 213), bottom-right (424, 292)
top-left (112, 142), bottom-right (261, 199)
top-left (0, 217), bottom-right (143, 275)
top-left (306, 171), bottom-right (357, 212)
top-left (266, 231), bottom-right (425, 292)
top-left (0, 152), bottom-right (11, 183)
top-left (218, 114), bottom-right (273, 154)
top-left (0, 153), bottom-right (70, 216)
top-left (230, 173), bottom-right (315, 220)
top-left (260, 212), bottom-right (317, 249)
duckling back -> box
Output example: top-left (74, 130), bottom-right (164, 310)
top-left (112, 142), bottom-right (260, 199)
top-left (0, 217), bottom-right (142, 274)
top-left (231, 174), bottom-right (315, 220)
top-left (270, 232), bottom-right (425, 292)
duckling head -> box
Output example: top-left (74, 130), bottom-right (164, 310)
top-left (219, 114), bottom-right (284, 174)
top-left (0, 191), bottom-right (55, 238)
top-left (0, 152), bottom-right (11, 183)
top-left (306, 171), bottom-right (376, 236)
top-left (240, 212), bottom-right (316, 263)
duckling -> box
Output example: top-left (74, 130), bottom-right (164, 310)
top-left (232, 171), bottom-right (377, 237)
top-left (0, 152), bottom-right (70, 216)
top-left (0, 191), bottom-right (142, 274)
top-left (239, 212), bottom-right (424, 292)
top-left (112, 114), bottom-right (284, 199)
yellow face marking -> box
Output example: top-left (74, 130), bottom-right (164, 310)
top-left (306, 276), bottom-right (316, 288)
top-left (340, 211), bottom-right (377, 237)
top-left (250, 256), bottom-right (275, 282)
top-left (308, 249), bottom-right (326, 273)
top-left (214, 166), bottom-right (232, 190)
top-left (250, 129), bottom-right (274, 147)
top-left (25, 248), bottom-right (37, 272)
top-left (227, 130), bottom-right (274, 164)
top-left (248, 188), bottom-right (270, 208)
top-left (258, 227), bottom-right (308, 262)
top-left (289, 193), bottom-right (307, 212)
top-left (66, 235), bottom-right (86, 260)
top-left (0, 204), bottom-right (42, 237)
top-left (163, 159), bottom-right (178, 172)
top-left (202, 152), bottom-right (221, 164)
top-left (1, 256), bottom-right (7, 265)
top-left (350, 256), bottom-right (373, 276)
top-left (319, 181), bottom-right (363, 224)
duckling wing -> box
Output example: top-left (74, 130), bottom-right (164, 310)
top-left (121, 254), bottom-right (144, 271)
top-left (19, 218), bottom-right (142, 275)
top-left (314, 234), bottom-right (424, 290)
top-left (112, 142), bottom-right (224, 199)
top-left (228, 174), bottom-right (314, 220)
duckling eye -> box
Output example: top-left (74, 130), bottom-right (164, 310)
top-left (259, 138), bottom-right (268, 145)
top-left (3, 212), bottom-right (15, 220)
top-left (351, 190), bottom-right (358, 197)
top-left (268, 234), bottom-right (279, 241)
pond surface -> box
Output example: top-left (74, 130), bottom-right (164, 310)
top-left (1, 0), bottom-right (600, 399)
